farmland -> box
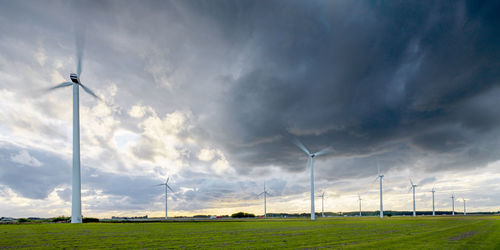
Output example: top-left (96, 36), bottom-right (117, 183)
top-left (0, 215), bottom-right (499, 249)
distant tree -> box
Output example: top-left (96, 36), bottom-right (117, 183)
top-left (193, 215), bottom-right (210, 218)
top-left (82, 217), bottom-right (99, 223)
top-left (231, 212), bottom-right (255, 218)
top-left (52, 216), bottom-right (70, 222)
top-left (17, 218), bottom-right (30, 223)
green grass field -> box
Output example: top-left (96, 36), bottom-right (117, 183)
top-left (1, 215), bottom-right (499, 249)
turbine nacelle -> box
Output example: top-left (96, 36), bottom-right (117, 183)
top-left (70, 73), bottom-right (80, 84)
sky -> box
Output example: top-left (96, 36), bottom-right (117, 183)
top-left (0, 0), bottom-right (499, 218)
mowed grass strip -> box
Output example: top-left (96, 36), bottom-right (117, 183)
top-left (0, 215), bottom-right (499, 249)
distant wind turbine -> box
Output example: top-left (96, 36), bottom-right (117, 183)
top-left (155, 177), bottom-right (174, 219)
top-left (46, 34), bottom-right (100, 224)
top-left (409, 178), bottom-right (418, 217)
top-left (431, 187), bottom-right (436, 216)
top-left (293, 138), bottom-right (332, 221)
top-left (375, 162), bottom-right (384, 218)
top-left (317, 192), bottom-right (326, 218)
top-left (358, 194), bottom-right (362, 217)
top-left (451, 193), bottom-right (455, 216)
top-left (462, 198), bottom-right (467, 215)
top-left (258, 182), bottom-right (270, 218)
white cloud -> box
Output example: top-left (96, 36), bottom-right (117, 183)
top-left (197, 148), bottom-right (215, 162)
top-left (211, 150), bottom-right (230, 175)
top-left (10, 149), bottom-right (43, 167)
top-left (128, 105), bottom-right (147, 118)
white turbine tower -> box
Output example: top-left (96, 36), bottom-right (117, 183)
top-left (358, 194), bottom-right (362, 217)
top-left (451, 193), bottom-right (455, 216)
top-left (462, 198), bottom-right (466, 215)
top-left (409, 178), bottom-right (418, 217)
top-left (431, 187), bottom-right (436, 216)
top-left (293, 138), bottom-right (331, 221)
top-left (375, 163), bottom-right (384, 218)
top-left (257, 182), bottom-right (270, 218)
top-left (317, 192), bottom-right (326, 218)
top-left (46, 35), bottom-right (100, 224)
top-left (155, 177), bottom-right (174, 219)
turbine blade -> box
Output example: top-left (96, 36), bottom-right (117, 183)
top-left (167, 185), bottom-right (174, 192)
top-left (76, 29), bottom-right (85, 76)
top-left (257, 192), bottom-right (265, 196)
top-left (79, 83), bottom-right (101, 100)
top-left (293, 138), bottom-right (310, 155)
top-left (408, 186), bottom-right (413, 193)
top-left (314, 146), bottom-right (333, 156)
top-left (410, 178), bottom-right (414, 186)
top-left (47, 82), bottom-right (73, 91)
top-left (154, 184), bottom-right (165, 186)
top-left (377, 161), bottom-right (380, 175)
top-left (167, 177), bottom-right (170, 184)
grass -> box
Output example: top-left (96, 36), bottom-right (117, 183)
top-left (0, 215), bottom-right (499, 249)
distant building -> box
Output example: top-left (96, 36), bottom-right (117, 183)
top-left (111, 215), bottom-right (148, 220)
top-left (0, 217), bottom-right (15, 222)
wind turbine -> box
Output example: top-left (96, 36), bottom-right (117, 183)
top-left (409, 178), bottom-right (418, 217)
top-left (257, 182), bottom-right (270, 218)
top-left (375, 162), bottom-right (384, 218)
top-left (462, 198), bottom-right (466, 215)
top-left (293, 138), bottom-right (332, 221)
top-left (358, 194), bottom-right (362, 217)
top-left (451, 193), bottom-right (455, 216)
top-left (155, 177), bottom-right (174, 219)
top-left (46, 35), bottom-right (100, 224)
top-left (317, 192), bottom-right (326, 218)
top-left (431, 187), bottom-right (436, 216)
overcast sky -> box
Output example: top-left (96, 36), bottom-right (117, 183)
top-left (0, 0), bottom-right (499, 218)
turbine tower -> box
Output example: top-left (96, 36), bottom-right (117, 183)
top-left (317, 192), bottom-right (326, 218)
top-left (462, 198), bottom-right (466, 215)
top-left (451, 193), bottom-right (455, 216)
top-left (258, 182), bottom-right (270, 218)
top-left (156, 177), bottom-right (174, 219)
top-left (358, 194), bottom-right (362, 217)
top-left (293, 138), bottom-right (331, 221)
top-left (431, 187), bottom-right (436, 216)
top-left (46, 36), bottom-right (100, 224)
top-left (375, 163), bottom-right (384, 218)
top-left (409, 178), bottom-right (418, 217)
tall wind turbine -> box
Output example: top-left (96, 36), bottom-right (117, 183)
top-left (293, 138), bottom-right (331, 221)
top-left (462, 198), bottom-right (466, 215)
top-left (375, 163), bottom-right (384, 218)
top-left (409, 178), bottom-right (418, 217)
top-left (451, 193), bottom-right (455, 216)
top-left (258, 182), bottom-right (270, 218)
top-left (317, 192), bottom-right (326, 218)
top-left (46, 35), bottom-right (100, 224)
top-left (358, 194), bottom-right (362, 217)
top-left (156, 177), bottom-right (174, 219)
top-left (431, 187), bottom-right (436, 216)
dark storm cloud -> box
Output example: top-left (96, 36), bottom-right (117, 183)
top-left (184, 0), bottom-right (500, 175)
